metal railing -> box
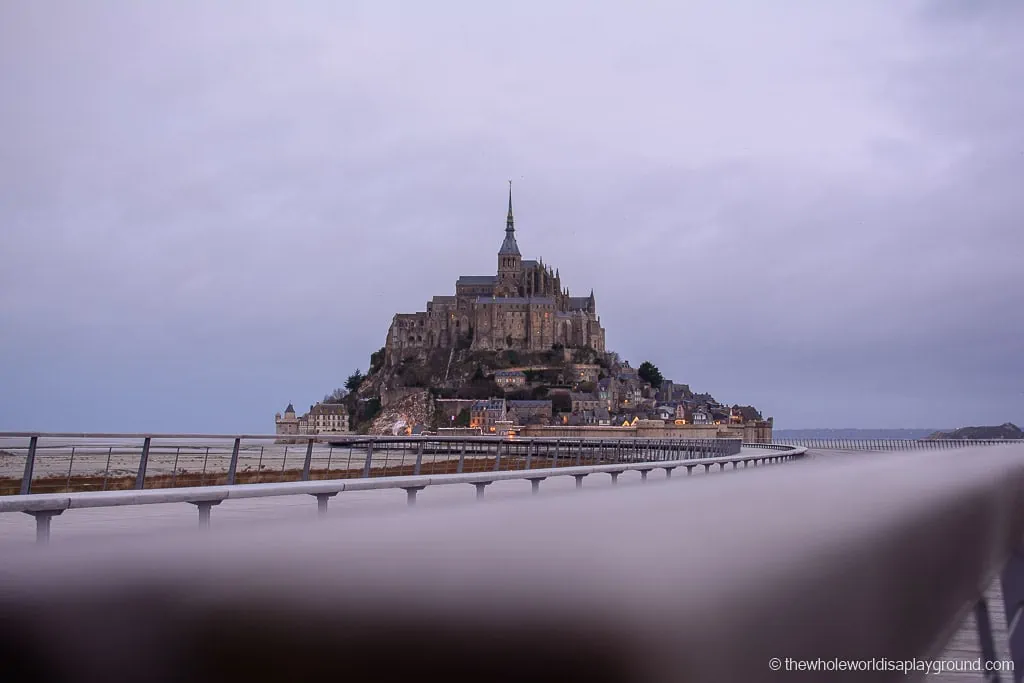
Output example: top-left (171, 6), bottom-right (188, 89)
top-left (771, 438), bottom-right (1019, 451)
top-left (0, 432), bottom-right (742, 496)
top-left (1, 444), bottom-right (1022, 682)
top-left (0, 446), bottom-right (804, 543)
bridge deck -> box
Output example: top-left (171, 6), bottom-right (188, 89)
top-left (1, 447), bottom-right (1013, 679)
top-left (803, 449), bottom-right (1014, 679)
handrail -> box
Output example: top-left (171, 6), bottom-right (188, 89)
top-left (771, 438), bottom-right (1019, 450)
top-left (1, 448), bottom-right (806, 542)
top-left (1, 432), bottom-right (745, 496)
top-left (0, 431), bottom-right (744, 443)
top-left (0, 444), bottom-right (1020, 682)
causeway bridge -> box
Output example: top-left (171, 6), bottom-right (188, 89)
top-left (1, 432), bottom-right (1022, 682)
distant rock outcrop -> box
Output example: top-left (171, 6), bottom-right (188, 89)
top-left (925, 423), bottom-right (1022, 440)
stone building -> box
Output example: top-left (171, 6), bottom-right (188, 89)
top-left (275, 403), bottom-right (302, 435)
top-left (470, 398), bottom-right (508, 431)
top-left (508, 399), bottom-right (553, 425)
top-left (494, 370), bottom-right (527, 389)
top-left (384, 185), bottom-right (606, 366)
top-left (274, 402), bottom-right (349, 436)
top-left (570, 392), bottom-right (601, 413)
top-left (568, 364), bottom-right (600, 385)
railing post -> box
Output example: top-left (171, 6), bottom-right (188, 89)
top-left (134, 437), bottom-right (152, 490)
top-left (1001, 547), bottom-right (1024, 677)
top-left (20, 435), bottom-right (38, 495)
top-left (493, 440), bottom-right (502, 472)
top-left (525, 440), bottom-right (533, 470)
top-left (226, 437), bottom-right (241, 485)
top-left (302, 438), bottom-right (315, 481)
top-left (192, 501), bottom-right (221, 529)
top-left (973, 598), bottom-right (1001, 680)
top-left (457, 442), bottom-right (466, 474)
top-left (27, 510), bottom-right (63, 544)
top-left (414, 440), bottom-right (424, 476)
top-left (362, 440), bottom-right (374, 478)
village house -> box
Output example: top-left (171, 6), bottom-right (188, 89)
top-left (619, 383), bottom-right (644, 410)
top-left (508, 399), bottom-right (553, 425)
top-left (470, 398), bottom-right (508, 432)
top-left (494, 369), bottom-right (527, 389)
top-left (690, 406), bottom-right (712, 424)
top-left (570, 392), bottom-right (601, 413)
top-left (568, 363), bottom-right (600, 385)
top-left (597, 377), bottom-right (619, 411)
top-left (275, 402), bottom-right (350, 436)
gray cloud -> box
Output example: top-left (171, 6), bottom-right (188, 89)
top-left (1, 0), bottom-right (1021, 431)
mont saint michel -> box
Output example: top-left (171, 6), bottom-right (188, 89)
top-left (275, 185), bottom-right (771, 442)
top-left (384, 184), bottom-right (605, 366)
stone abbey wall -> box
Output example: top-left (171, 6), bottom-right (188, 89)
top-left (384, 190), bottom-right (605, 366)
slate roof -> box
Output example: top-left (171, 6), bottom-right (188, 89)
top-left (473, 296), bottom-right (556, 305)
top-left (457, 275), bottom-right (497, 285)
top-left (499, 231), bottom-right (521, 256)
top-left (568, 297), bottom-right (590, 310)
top-left (509, 400), bottom-right (552, 408)
top-left (309, 403), bottom-right (347, 415)
top-left (471, 399), bottom-right (506, 411)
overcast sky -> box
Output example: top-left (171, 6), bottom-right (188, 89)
top-left (1, 0), bottom-right (1021, 432)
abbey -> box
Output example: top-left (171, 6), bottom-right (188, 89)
top-left (384, 186), bottom-right (606, 366)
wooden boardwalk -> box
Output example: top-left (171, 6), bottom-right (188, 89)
top-left (933, 579), bottom-right (1013, 680)
top-left (805, 449), bottom-right (1016, 680)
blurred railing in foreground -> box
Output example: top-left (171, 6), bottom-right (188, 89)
top-left (0, 432), bottom-right (742, 496)
top-left (1, 445), bottom-right (1022, 682)
top-left (1, 444), bottom-right (803, 543)
top-left (772, 438), bottom-right (1018, 451)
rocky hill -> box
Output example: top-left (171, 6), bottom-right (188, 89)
top-left (359, 345), bottom-right (608, 402)
top-left (925, 423), bottom-right (1022, 440)
top-left (366, 389), bottom-right (435, 436)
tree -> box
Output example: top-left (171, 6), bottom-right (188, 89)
top-left (323, 387), bottom-right (347, 404)
top-left (456, 380), bottom-right (502, 400)
top-left (454, 409), bottom-right (471, 427)
top-left (345, 370), bottom-right (366, 392)
top-left (638, 361), bottom-right (664, 389)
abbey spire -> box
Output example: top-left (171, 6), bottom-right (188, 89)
top-left (506, 180), bottom-right (514, 230)
top-left (498, 180), bottom-right (520, 257)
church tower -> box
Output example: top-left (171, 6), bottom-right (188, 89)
top-left (496, 181), bottom-right (522, 296)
